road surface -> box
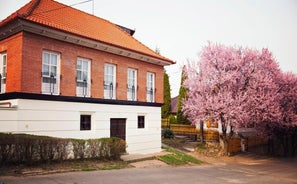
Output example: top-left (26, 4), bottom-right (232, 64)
top-left (1, 156), bottom-right (296, 184)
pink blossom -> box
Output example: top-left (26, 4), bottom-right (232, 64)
top-left (183, 42), bottom-right (290, 137)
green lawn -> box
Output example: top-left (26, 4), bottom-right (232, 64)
top-left (157, 148), bottom-right (203, 166)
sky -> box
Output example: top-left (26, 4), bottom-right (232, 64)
top-left (1, 0), bottom-right (297, 97)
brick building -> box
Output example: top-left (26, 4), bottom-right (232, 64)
top-left (0, 0), bottom-right (174, 154)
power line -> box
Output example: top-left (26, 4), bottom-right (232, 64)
top-left (92, 0), bottom-right (94, 15)
top-left (29, 0), bottom-right (93, 16)
top-left (69, 0), bottom-right (93, 8)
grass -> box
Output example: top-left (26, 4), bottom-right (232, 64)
top-left (100, 164), bottom-right (125, 170)
top-left (197, 143), bottom-right (206, 151)
top-left (82, 167), bottom-right (97, 171)
top-left (0, 159), bottom-right (130, 176)
top-left (157, 148), bottom-right (203, 166)
top-left (79, 160), bottom-right (129, 171)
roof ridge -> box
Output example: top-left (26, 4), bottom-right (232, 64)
top-left (0, 0), bottom-right (174, 64)
top-left (19, 0), bottom-right (41, 18)
top-left (0, 0), bottom-right (38, 27)
top-left (47, 0), bottom-right (169, 61)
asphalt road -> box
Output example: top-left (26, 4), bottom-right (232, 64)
top-left (1, 157), bottom-right (297, 184)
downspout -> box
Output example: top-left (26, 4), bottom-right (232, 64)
top-left (0, 102), bottom-right (17, 110)
top-left (0, 102), bottom-right (12, 107)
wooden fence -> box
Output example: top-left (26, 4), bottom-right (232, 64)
top-left (228, 138), bottom-right (242, 154)
top-left (199, 130), bottom-right (220, 141)
top-left (164, 123), bottom-right (219, 142)
top-left (228, 137), bottom-right (268, 154)
top-left (248, 137), bottom-right (268, 147)
top-left (161, 119), bottom-right (169, 128)
top-left (162, 120), bottom-right (268, 154)
top-left (169, 124), bottom-right (198, 135)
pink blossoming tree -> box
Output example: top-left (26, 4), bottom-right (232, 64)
top-left (268, 72), bottom-right (297, 156)
top-left (183, 42), bottom-right (283, 154)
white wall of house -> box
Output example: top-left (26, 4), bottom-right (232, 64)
top-left (0, 99), bottom-right (162, 154)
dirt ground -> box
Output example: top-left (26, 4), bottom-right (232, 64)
top-left (162, 137), bottom-right (296, 166)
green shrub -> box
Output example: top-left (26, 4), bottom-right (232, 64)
top-left (163, 128), bottom-right (174, 139)
top-left (168, 115), bottom-right (177, 124)
top-left (0, 133), bottom-right (126, 166)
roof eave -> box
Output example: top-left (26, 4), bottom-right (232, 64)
top-left (0, 19), bottom-right (174, 66)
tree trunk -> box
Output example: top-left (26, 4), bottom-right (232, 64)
top-left (200, 120), bottom-right (204, 143)
top-left (220, 130), bottom-right (229, 155)
top-left (223, 134), bottom-right (229, 155)
top-left (220, 118), bottom-right (230, 155)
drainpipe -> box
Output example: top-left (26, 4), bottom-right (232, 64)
top-left (0, 102), bottom-right (12, 108)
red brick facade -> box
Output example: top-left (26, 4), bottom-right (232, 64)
top-left (1, 32), bottom-right (164, 103)
top-left (0, 32), bottom-right (23, 92)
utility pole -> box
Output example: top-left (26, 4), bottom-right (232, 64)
top-left (92, 0), bottom-right (94, 15)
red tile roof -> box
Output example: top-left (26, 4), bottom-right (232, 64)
top-left (0, 0), bottom-right (174, 64)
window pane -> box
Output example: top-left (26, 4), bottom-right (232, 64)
top-left (80, 115), bottom-right (91, 130)
top-left (127, 69), bottom-right (137, 101)
top-left (43, 65), bottom-right (49, 76)
top-left (51, 66), bottom-right (57, 76)
top-left (82, 71), bottom-right (88, 80)
top-left (138, 116), bottom-right (145, 128)
top-left (43, 53), bottom-right (50, 64)
top-left (83, 61), bottom-right (88, 71)
top-left (77, 70), bottom-right (82, 81)
top-left (104, 64), bottom-right (116, 99)
top-left (2, 67), bottom-right (6, 77)
top-left (51, 54), bottom-right (57, 65)
top-left (108, 77), bottom-right (112, 83)
top-left (107, 65), bottom-right (111, 74)
top-left (3, 55), bottom-right (6, 65)
top-left (77, 81), bottom-right (86, 87)
top-left (146, 72), bottom-right (155, 102)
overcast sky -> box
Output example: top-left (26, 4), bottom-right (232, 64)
top-left (1, 0), bottom-right (297, 97)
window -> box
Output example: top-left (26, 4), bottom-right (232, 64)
top-left (77, 58), bottom-right (91, 97)
top-left (104, 64), bottom-right (116, 99)
top-left (80, 115), bottom-right (91, 130)
top-left (127, 68), bottom-right (137, 101)
top-left (138, 116), bottom-right (145, 129)
top-left (42, 51), bottom-right (60, 95)
top-left (146, 72), bottom-right (155, 102)
top-left (0, 52), bottom-right (7, 94)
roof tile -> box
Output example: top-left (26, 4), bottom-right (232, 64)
top-left (1, 0), bottom-right (174, 64)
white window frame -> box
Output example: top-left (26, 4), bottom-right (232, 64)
top-left (0, 52), bottom-right (7, 94)
top-left (41, 51), bottom-right (60, 95)
top-left (104, 63), bottom-right (116, 99)
top-left (127, 68), bottom-right (137, 101)
top-left (146, 72), bottom-right (155, 102)
top-left (76, 58), bottom-right (91, 97)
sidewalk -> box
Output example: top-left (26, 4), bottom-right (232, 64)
top-left (120, 150), bottom-right (170, 168)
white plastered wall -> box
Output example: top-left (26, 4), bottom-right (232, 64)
top-left (0, 99), bottom-right (161, 154)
